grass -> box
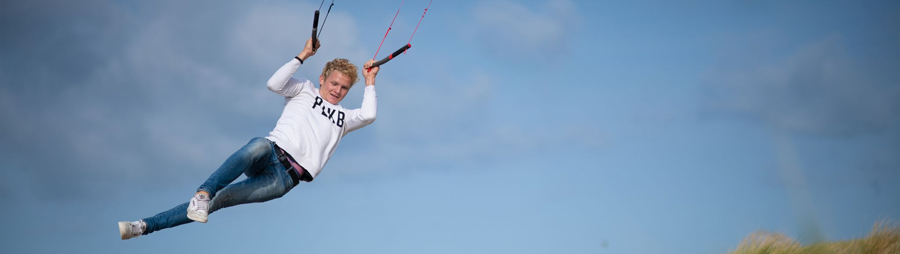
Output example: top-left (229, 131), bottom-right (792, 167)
top-left (728, 221), bottom-right (899, 254)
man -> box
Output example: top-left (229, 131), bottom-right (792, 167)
top-left (118, 37), bottom-right (380, 240)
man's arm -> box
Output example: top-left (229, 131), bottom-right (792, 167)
top-left (266, 38), bottom-right (319, 97)
top-left (343, 59), bottom-right (379, 134)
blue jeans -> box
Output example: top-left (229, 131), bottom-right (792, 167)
top-left (142, 137), bottom-right (295, 234)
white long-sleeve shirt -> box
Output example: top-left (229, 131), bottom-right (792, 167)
top-left (265, 58), bottom-right (376, 179)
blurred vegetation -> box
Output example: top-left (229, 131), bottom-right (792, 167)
top-left (728, 221), bottom-right (899, 254)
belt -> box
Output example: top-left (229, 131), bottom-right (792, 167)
top-left (273, 144), bottom-right (313, 186)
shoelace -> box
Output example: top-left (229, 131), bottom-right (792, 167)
top-left (193, 194), bottom-right (209, 211)
top-left (130, 221), bottom-right (144, 236)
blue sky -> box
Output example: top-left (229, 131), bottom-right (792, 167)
top-left (1, 0), bottom-right (898, 253)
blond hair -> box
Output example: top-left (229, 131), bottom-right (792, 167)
top-left (321, 58), bottom-right (359, 86)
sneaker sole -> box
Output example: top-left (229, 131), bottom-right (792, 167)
top-left (187, 212), bottom-right (208, 223)
top-left (118, 221), bottom-right (130, 240)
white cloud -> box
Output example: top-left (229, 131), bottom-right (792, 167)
top-left (470, 0), bottom-right (580, 61)
top-left (703, 36), bottom-right (900, 136)
top-left (229, 2), bottom-right (368, 78)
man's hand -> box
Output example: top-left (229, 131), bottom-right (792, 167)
top-left (363, 59), bottom-right (379, 86)
top-left (297, 38), bottom-right (320, 61)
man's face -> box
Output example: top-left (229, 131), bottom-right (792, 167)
top-left (318, 70), bottom-right (352, 104)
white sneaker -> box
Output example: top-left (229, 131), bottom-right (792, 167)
top-left (186, 193), bottom-right (210, 223)
top-left (118, 220), bottom-right (145, 240)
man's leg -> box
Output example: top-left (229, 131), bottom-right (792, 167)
top-left (126, 137), bottom-right (282, 237)
top-left (207, 164), bottom-right (293, 214)
top-left (197, 137), bottom-right (273, 198)
top-left (139, 153), bottom-right (295, 235)
top-left (187, 137), bottom-right (275, 222)
top-left (140, 202), bottom-right (191, 235)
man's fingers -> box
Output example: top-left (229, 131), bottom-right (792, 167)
top-left (363, 60), bottom-right (379, 74)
